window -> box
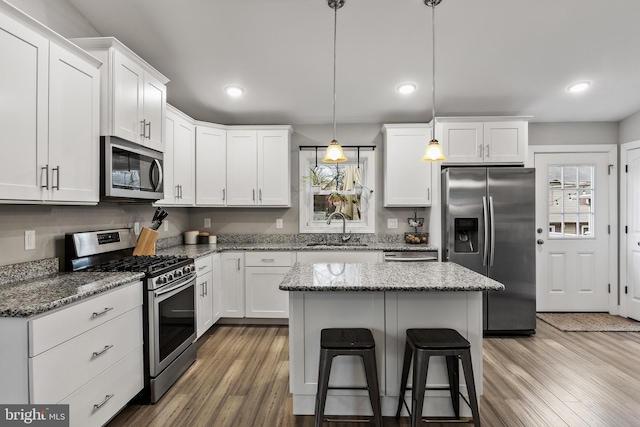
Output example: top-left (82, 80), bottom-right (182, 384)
top-left (299, 148), bottom-right (376, 233)
top-left (547, 164), bottom-right (594, 238)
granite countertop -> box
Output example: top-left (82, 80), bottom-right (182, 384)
top-left (156, 242), bottom-right (438, 259)
top-left (279, 262), bottom-right (505, 292)
top-left (0, 272), bottom-right (145, 318)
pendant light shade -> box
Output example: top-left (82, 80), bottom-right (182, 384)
top-left (323, 0), bottom-right (348, 163)
top-left (421, 0), bottom-right (446, 162)
top-left (422, 139), bottom-right (446, 161)
top-left (323, 139), bottom-right (347, 162)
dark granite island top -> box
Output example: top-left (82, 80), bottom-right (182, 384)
top-left (279, 261), bottom-right (505, 292)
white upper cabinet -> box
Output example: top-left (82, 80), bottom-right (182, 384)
top-left (156, 106), bottom-right (195, 206)
top-left (226, 127), bottom-right (291, 207)
top-left (438, 117), bottom-right (530, 164)
top-left (0, 3), bottom-right (101, 204)
top-left (71, 37), bottom-right (169, 152)
top-left (382, 124), bottom-right (432, 207)
top-left (195, 124), bottom-right (227, 206)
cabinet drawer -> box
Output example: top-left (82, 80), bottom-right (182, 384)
top-left (60, 345), bottom-right (144, 427)
top-left (29, 281), bottom-right (142, 357)
top-left (195, 254), bottom-right (213, 276)
top-left (30, 306), bottom-right (143, 404)
top-left (245, 251), bottom-right (293, 267)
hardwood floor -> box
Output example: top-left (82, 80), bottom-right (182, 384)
top-left (107, 321), bottom-right (640, 427)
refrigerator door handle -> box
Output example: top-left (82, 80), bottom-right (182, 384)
top-left (482, 196), bottom-right (489, 266)
top-left (489, 196), bottom-right (496, 266)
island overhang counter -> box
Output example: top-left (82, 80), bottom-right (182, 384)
top-left (279, 261), bottom-right (505, 418)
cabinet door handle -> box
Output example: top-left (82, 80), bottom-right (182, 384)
top-left (486, 144), bottom-right (490, 157)
top-left (479, 144), bottom-right (483, 158)
top-left (204, 281), bottom-right (208, 296)
top-left (180, 185), bottom-right (183, 199)
top-left (237, 259), bottom-right (240, 271)
top-left (222, 189), bottom-right (226, 201)
top-left (146, 121), bottom-right (152, 139)
top-left (140, 120), bottom-right (146, 137)
top-left (259, 189), bottom-right (262, 202)
top-left (252, 189), bottom-right (255, 201)
top-left (52, 166), bottom-right (60, 190)
top-left (94, 394), bottom-right (114, 410)
top-left (427, 188), bottom-right (430, 201)
top-left (92, 307), bottom-right (114, 317)
top-left (92, 344), bottom-right (114, 357)
top-left (41, 165), bottom-right (49, 189)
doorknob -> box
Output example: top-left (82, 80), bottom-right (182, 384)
top-left (537, 239), bottom-right (545, 245)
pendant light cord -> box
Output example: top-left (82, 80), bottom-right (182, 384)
top-left (333, 4), bottom-right (338, 142)
top-left (431, 1), bottom-right (436, 141)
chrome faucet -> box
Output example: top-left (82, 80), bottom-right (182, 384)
top-left (326, 211), bottom-right (352, 242)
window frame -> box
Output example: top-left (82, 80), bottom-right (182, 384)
top-left (298, 149), bottom-right (376, 234)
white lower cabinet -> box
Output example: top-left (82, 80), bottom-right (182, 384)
top-left (245, 252), bottom-right (292, 318)
top-left (0, 281), bottom-right (145, 426)
top-left (221, 252), bottom-right (245, 318)
top-left (195, 254), bottom-right (214, 338)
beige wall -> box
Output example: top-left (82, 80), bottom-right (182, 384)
top-left (620, 110), bottom-right (640, 144)
top-left (529, 122), bottom-right (619, 146)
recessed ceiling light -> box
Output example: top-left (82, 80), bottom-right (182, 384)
top-left (567, 81), bottom-right (591, 93)
top-left (397, 83), bottom-right (417, 94)
top-left (225, 85), bottom-right (245, 97)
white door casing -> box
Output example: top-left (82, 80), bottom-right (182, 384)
top-left (527, 145), bottom-right (617, 314)
top-left (621, 142), bottom-right (640, 321)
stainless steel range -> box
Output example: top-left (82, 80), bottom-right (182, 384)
top-left (65, 228), bottom-right (197, 403)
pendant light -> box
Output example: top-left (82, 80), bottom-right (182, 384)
top-left (421, 0), bottom-right (447, 162)
top-left (323, 0), bottom-right (347, 163)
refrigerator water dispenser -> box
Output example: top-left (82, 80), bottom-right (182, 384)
top-left (454, 218), bottom-right (478, 253)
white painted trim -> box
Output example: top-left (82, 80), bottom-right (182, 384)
top-left (528, 144), bottom-right (619, 314)
top-left (619, 140), bottom-right (640, 317)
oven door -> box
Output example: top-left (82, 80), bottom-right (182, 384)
top-left (102, 135), bottom-right (164, 200)
top-left (149, 273), bottom-right (196, 377)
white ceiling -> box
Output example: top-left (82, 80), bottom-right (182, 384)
top-left (66, 0), bottom-right (640, 126)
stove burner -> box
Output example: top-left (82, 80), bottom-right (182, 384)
top-left (85, 255), bottom-right (192, 276)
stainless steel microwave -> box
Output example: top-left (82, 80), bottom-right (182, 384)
top-left (101, 136), bottom-right (164, 201)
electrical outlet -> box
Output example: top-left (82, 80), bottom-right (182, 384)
top-left (204, 218), bottom-right (211, 228)
top-left (25, 230), bottom-right (35, 250)
top-left (134, 222), bottom-right (140, 235)
top-left (388, 218), bottom-right (398, 229)
top-left (276, 219), bottom-right (283, 229)
top-left (164, 220), bottom-right (169, 232)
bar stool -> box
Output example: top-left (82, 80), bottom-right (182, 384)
top-left (314, 328), bottom-right (383, 427)
top-left (395, 328), bottom-right (480, 427)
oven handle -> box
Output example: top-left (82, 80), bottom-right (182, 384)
top-left (154, 273), bottom-right (196, 298)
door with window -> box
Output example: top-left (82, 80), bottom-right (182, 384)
top-left (535, 152), bottom-right (610, 311)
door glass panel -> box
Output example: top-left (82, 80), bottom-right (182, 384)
top-left (548, 164), bottom-right (595, 239)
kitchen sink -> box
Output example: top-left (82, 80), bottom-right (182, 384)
top-left (305, 242), bottom-right (368, 247)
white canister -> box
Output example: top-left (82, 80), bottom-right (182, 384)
top-left (209, 235), bottom-right (217, 244)
top-left (184, 230), bottom-right (199, 245)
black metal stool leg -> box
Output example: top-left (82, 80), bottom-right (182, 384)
top-left (314, 349), bottom-right (334, 427)
top-left (362, 351), bottom-right (383, 427)
top-left (395, 339), bottom-right (413, 419)
top-left (446, 355), bottom-right (460, 418)
top-left (410, 351), bottom-right (429, 427)
top-left (460, 350), bottom-right (481, 427)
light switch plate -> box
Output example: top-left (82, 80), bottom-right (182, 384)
top-left (204, 218), bottom-right (211, 228)
top-left (164, 220), bottom-right (169, 231)
top-left (134, 222), bottom-right (140, 235)
top-left (388, 218), bottom-right (398, 229)
top-left (25, 230), bottom-right (35, 250)
top-left (276, 219), bottom-right (283, 229)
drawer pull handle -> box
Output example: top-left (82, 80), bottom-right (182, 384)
top-left (261, 259), bottom-right (275, 262)
top-left (92, 307), bottom-right (114, 317)
top-left (93, 394), bottom-right (114, 410)
top-left (92, 344), bottom-right (114, 357)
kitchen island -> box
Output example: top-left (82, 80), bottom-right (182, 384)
top-left (279, 261), bottom-right (504, 418)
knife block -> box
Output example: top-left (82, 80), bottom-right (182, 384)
top-left (133, 227), bottom-right (158, 256)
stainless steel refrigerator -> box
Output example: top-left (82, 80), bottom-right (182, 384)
top-left (441, 167), bottom-right (536, 335)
